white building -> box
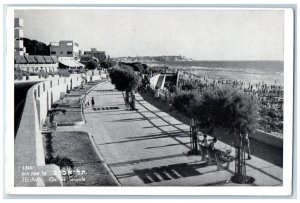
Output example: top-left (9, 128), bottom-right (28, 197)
top-left (14, 18), bottom-right (27, 56)
top-left (50, 40), bottom-right (80, 59)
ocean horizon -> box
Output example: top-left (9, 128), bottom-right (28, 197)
top-left (147, 60), bottom-right (284, 86)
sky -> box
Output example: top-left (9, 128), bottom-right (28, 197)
top-left (15, 9), bottom-right (284, 60)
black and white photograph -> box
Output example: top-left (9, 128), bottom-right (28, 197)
top-left (2, 4), bottom-right (295, 197)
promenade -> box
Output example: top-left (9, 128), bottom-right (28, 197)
top-left (57, 82), bottom-right (283, 186)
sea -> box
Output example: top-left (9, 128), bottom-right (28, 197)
top-left (147, 60), bottom-right (284, 86)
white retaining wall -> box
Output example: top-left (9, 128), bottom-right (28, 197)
top-left (14, 74), bottom-right (88, 187)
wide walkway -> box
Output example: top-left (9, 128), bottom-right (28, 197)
top-left (57, 82), bottom-right (283, 186)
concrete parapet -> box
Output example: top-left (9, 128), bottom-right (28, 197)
top-left (252, 130), bottom-right (283, 149)
top-left (14, 74), bottom-right (97, 187)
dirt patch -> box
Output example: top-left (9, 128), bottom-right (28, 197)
top-left (42, 131), bottom-right (116, 186)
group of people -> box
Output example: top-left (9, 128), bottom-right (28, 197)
top-left (84, 94), bottom-right (95, 108)
top-left (192, 131), bottom-right (252, 163)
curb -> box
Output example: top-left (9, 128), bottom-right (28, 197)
top-left (88, 133), bottom-right (122, 186)
top-left (80, 80), bottom-right (108, 123)
top-left (57, 120), bottom-right (85, 126)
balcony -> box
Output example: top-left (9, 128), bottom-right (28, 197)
top-left (14, 50), bottom-right (24, 56)
top-left (14, 18), bottom-right (24, 27)
top-left (14, 28), bottom-right (24, 39)
top-left (15, 39), bottom-right (24, 49)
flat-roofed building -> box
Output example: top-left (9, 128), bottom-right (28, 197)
top-left (50, 40), bottom-right (80, 59)
top-left (14, 18), bottom-right (27, 56)
top-left (83, 48), bottom-right (106, 63)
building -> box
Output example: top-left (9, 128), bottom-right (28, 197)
top-left (79, 54), bottom-right (99, 65)
top-left (83, 48), bottom-right (106, 63)
top-left (14, 18), bottom-right (27, 56)
top-left (14, 55), bottom-right (59, 73)
top-left (50, 40), bottom-right (80, 59)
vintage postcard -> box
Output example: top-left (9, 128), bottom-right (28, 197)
top-left (4, 6), bottom-right (294, 196)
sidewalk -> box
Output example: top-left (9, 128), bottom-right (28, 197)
top-left (57, 82), bottom-right (283, 186)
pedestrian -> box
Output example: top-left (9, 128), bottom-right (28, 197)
top-left (191, 127), bottom-right (198, 153)
top-left (208, 137), bottom-right (218, 152)
top-left (154, 86), bottom-right (160, 99)
top-left (201, 134), bottom-right (208, 148)
top-left (243, 133), bottom-right (252, 160)
top-left (130, 92), bottom-right (137, 110)
top-left (91, 97), bottom-right (95, 108)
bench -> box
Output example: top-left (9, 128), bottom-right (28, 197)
top-left (207, 149), bottom-right (234, 170)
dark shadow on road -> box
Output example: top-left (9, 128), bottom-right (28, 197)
top-left (144, 142), bottom-right (191, 149)
top-left (83, 109), bottom-right (125, 114)
top-left (109, 153), bottom-right (187, 167)
top-left (99, 131), bottom-right (190, 146)
top-left (116, 162), bottom-right (212, 184)
top-left (126, 130), bottom-right (190, 139)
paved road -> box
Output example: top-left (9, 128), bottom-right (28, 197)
top-left (58, 82), bottom-right (283, 186)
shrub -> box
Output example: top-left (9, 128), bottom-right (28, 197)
top-left (57, 69), bottom-right (71, 77)
top-left (118, 62), bottom-right (146, 73)
top-left (48, 70), bottom-right (54, 77)
top-left (181, 83), bottom-right (194, 91)
top-left (38, 69), bottom-right (48, 79)
top-left (14, 71), bottom-right (23, 80)
top-left (85, 60), bottom-right (98, 70)
top-left (172, 92), bottom-right (196, 116)
top-left (100, 60), bottom-right (116, 69)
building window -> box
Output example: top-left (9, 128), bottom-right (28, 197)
top-left (67, 51), bottom-right (72, 55)
top-left (50, 51), bottom-right (56, 54)
top-left (67, 42), bottom-right (73, 46)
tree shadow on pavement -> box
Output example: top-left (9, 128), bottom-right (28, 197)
top-left (129, 162), bottom-right (210, 184)
top-left (139, 91), bottom-right (283, 167)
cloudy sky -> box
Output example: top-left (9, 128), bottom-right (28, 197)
top-left (15, 8), bottom-right (284, 60)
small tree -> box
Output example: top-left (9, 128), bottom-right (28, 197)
top-left (109, 67), bottom-right (139, 92)
top-left (85, 60), bottom-right (98, 70)
top-left (192, 86), bottom-right (259, 183)
top-left (109, 67), bottom-right (140, 109)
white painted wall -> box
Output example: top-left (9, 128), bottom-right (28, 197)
top-left (14, 74), bottom-right (89, 186)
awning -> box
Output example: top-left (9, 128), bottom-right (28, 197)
top-left (34, 55), bottom-right (46, 64)
top-left (51, 56), bottom-right (59, 63)
top-left (74, 61), bottom-right (85, 68)
top-left (14, 55), bottom-right (28, 64)
top-left (58, 57), bottom-right (84, 68)
top-left (43, 56), bottom-right (54, 64)
top-left (24, 55), bottom-right (38, 64)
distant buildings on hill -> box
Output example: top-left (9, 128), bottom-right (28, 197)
top-left (114, 55), bottom-right (191, 63)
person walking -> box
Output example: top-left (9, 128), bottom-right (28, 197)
top-left (243, 133), bottom-right (252, 160)
top-left (91, 97), bottom-right (95, 108)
